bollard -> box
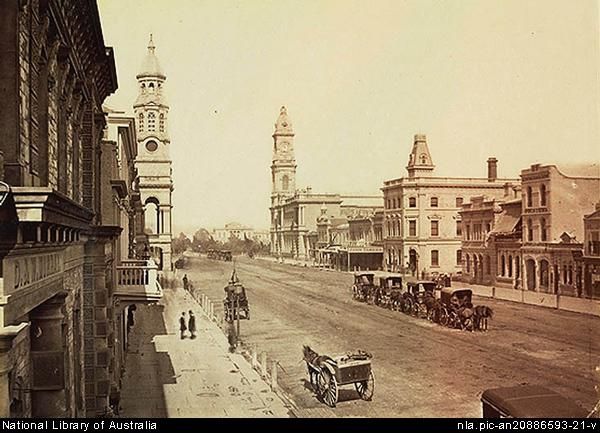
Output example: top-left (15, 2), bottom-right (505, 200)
top-left (270, 360), bottom-right (278, 390)
top-left (251, 347), bottom-right (258, 369)
top-left (260, 352), bottom-right (268, 378)
top-left (210, 302), bottom-right (214, 319)
top-left (201, 294), bottom-right (206, 309)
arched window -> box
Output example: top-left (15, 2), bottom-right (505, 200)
top-left (159, 113), bottom-right (165, 132)
top-left (282, 175), bottom-right (289, 191)
top-left (138, 113), bottom-right (144, 132)
top-left (527, 218), bottom-right (533, 242)
top-left (540, 218), bottom-right (547, 242)
top-left (501, 255), bottom-right (506, 276)
top-left (148, 112), bottom-right (156, 132)
top-left (540, 184), bottom-right (547, 207)
top-left (508, 255), bottom-right (513, 277)
top-left (149, 82), bottom-right (155, 89)
top-left (420, 154), bottom-right (428, 164)
top-left (430, 197), bottom-right (438, 207)
top-left (392, 198), bottom-right (397, 209)
top-left (456, 250), bottom-right (462, 266)
top-left (527, 186), bottom-right (533, 207)
top-left (408, 197), bottom-right (416, 208)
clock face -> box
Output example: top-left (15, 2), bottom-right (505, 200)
top-left (145, 140), bottom-right (158, 152)
top-left (280, 141), bottom-right (289, 153)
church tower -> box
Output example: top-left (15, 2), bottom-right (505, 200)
top-left (133, 35), bottom-right (174, 270)
top-left (270, 106), bottom-right (296, 201)
top-left (406, 133), bottom-right (435, 178)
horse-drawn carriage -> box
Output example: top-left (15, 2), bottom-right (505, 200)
top-left (404, 280), bottom-right (437, 318)
top-left (438, 287), bottom-right (474, 330)
top-left (352, 272), bottom-right (375, 303)
top-left (223, 280), bottom-right (250, 321)
top-left (303, 346), bottom-right (374, 408)
top-left (377, 275), bottom-right (404, 310)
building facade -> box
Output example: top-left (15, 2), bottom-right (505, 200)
top-left (582, 205), bottom-right (600, 298)
top-left (381, 134), bottom-right (520, 276)
top-left (520, 163), bottom-right (600, 296)
top-left (211, 222), bottom-right (265, 243)
top-left (0, 2), bottom-right (162, 418)
top-left (269, 106), bottom-right (381, 260)
top-left (133, 36), bottom-right (174, 271)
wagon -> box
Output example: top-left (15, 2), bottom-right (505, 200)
top-left (378, 275), bottom-right (404, 310)
top-left (223, 282), bottom-right (250, 321)
top-left (404, 280), bottom-right (437, 317)
top-left (303, 346), bottom-right (374, 408)
top-left (481, 385), bottom-right (587, 418)
top-left (352, 272), bottom-right (375, 303)
top-left (439, 287), bottom-right (474, 330)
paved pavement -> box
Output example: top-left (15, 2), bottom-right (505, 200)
top-left (182, 255), bottom-right (599, 417)
top-left (119, 286), bottom-right (292, 418)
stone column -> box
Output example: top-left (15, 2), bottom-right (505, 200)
top-left (30, 293), bottom-right (68, 417)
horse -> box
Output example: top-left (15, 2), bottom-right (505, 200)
top-left (474, 305), bottom-right (494, 331)
top-left (423, 294), bottom-right (442, 322)
top-left (302, 345), bottom-right (335, 388)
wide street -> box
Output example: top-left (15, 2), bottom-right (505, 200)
top-left (178, 255), bottom-right (599, 417)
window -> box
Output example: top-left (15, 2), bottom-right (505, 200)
top-left (527, 218), bottom-right (533, 242)
top-left (282, 175), bottom-right (289, 190)
top-left (392, 198), bottom-right (397, 209)
top-left (386, 199), bottom-right (390, 209)
top-left (138, 113), bottom-right (144, 132)
top-left (500, 255), bottom-right (506, 276)
top-left (466, 224), bottom-right (471, 240)
top-left (456, 221), bottom-right (462, 236)
top-left (431, 250), bottom-right (439, 267)
top-left (456, 197), bottom-right (463, 207)
top-left (431, 220), bottom-right (439, 237)
top-left (508, 255), bottom-right (513, 277)
top-left (409, 220), bottom-right (417, 237)
top-left (420, 154), bottom-right (428, 164)
top-left (396, 220), bottom-right (401, 237)
top-left (430, 197), bottom-right (438, 207)
top-left (456, 250), bottom-right (462, 266)
top-left (159, 113), bottom-right (165, 132)
top-left (540, 184), bottom-right (547, 207)
top-left (148, 112), bottom-right (156, 132)
top-left (527, 186), bottom-right (533, 207)
top-left (540, 218), bottom-right (547, 242)
top-left (409, 197), bottom-right (416, 208)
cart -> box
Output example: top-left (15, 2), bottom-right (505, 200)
top-left (303, 346), bottom-right (374, 407)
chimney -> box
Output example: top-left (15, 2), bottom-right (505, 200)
top-left (487, 157), bottom-right (498, 182)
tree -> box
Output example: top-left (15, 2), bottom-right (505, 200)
top-left (172, 232), bottom-right (192, 255)
top-left (192, 228), bottom-right (220, 252)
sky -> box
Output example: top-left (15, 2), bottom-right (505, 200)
top-left (97, 0), bottom-right (600, 235)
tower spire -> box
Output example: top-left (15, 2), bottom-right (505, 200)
top-left (406, 134), bottom-right (435, 178)
top-left (148, 33), bottom-right (155, 53)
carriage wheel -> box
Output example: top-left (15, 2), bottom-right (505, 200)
top-left (318, 370), bottom-right (338, 408)
top-left (355, 370), bottom-right (375, 401)
top-left (439, 309), bottom-right (449, 326)
top-left (462, 318), bottom-right (473, 332)
top-left (402, 298), bottom-right (413, 314)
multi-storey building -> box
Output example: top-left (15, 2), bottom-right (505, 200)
top-left (520, 163), bottom-right (600, 296)
top-left (582, 205), bottom-right (600, 298)
top-left (0, 2), bottom-right (162, 417)
top-left (382, 134), bottom-right (519, 275)
top-left (133, 36), bottom-right (174, 271)
top-left (269, 106), bottom-right (381, 260)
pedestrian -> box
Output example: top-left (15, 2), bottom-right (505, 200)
top-left (188, 310), bottom-right (196, 339)
top-left (179, 312), bottom-right (187, 339)
top-left (182, 274), bottom-right (189, 291)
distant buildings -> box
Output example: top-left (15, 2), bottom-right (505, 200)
top-left (211, 222), bottom-right (270, 244)
top-left (268, 106), bottom-right (383, 261)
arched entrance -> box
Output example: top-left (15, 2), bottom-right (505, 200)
top-left (526, 259), bottom-right (536, 291)
top-left (473, 255), bottom-right (479, 283)
top-left (540, 259), bottom-right (550, 291)
top-left (144, 197), bottom-right (160, 234)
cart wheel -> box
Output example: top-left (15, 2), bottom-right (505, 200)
top-left (439, 309), bottom-right (449, 326)
top-left (355, 370), bottom-right (375, 401)
top-left (402, 298), bottom-right (413, 314)
top-left (318, 370), bottom-right (338, 408)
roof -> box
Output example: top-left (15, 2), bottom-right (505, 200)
top-left (441, 287), bottom-right (473, 295)
top-left (481, 385), bottom-right (587, 418)
top-left (492, 204), bottom-right (521, 234)
top-left (555, 162), bottom-right (600, 179)
top-left (137, 35), bottom-right (165, 79)
top-left (340, 195), bottom-right (384, 208)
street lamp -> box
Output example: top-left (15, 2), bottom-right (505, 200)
top-left (233, 283), bottom-right (243, 347)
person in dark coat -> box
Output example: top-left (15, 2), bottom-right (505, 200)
top-left (182, 274), bottom-right (189, 291)
top-left (179, 312), bottom-right (187, 339)
top-left (188, 310), bottom-right (196, 339)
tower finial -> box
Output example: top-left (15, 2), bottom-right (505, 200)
top-left (148, 33), bottom-right (155, 53)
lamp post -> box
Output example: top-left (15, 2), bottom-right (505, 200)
top-left (233, 283), bottom-right (243, 346)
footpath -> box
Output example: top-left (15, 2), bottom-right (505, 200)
top-left (119, 286), bottom-right (292, 417)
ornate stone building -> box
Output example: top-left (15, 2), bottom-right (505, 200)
top-left (269, 106), bottom-right (382, 260)
top-left (582, 205), bottom-right (600, 298)
top-left (133, 35), bottom-right (174, 271)
top-left (382, 134), bottom-right (520, 275)
top-left (0, 1), bottom-right (162, 418)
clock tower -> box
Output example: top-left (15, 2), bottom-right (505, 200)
top-left (271, 106), bottom-right (296, 200)
top-left (133, 34), bottom-right (174, 270)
